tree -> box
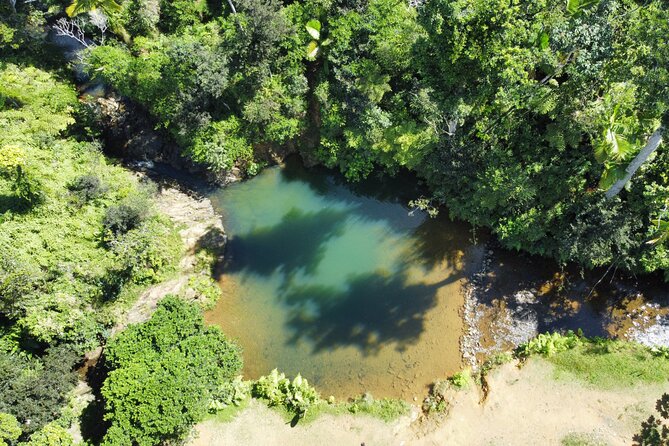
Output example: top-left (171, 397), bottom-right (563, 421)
top-left (0, 413), bottom-right (20, 446)
top-left (24, 423), bottom-right (74, 446)
top-left (100, 297), bottom-right (242, 446)
top-left (65, 0), bottom-right (121, 17)
top-left (634, 393), bottom-right (669, 446)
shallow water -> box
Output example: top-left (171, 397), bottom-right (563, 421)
top-left (205, 158), bottom-right (478, 399)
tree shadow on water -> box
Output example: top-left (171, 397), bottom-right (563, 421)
top-left (281, 270), bottom-right (451, 355)
top-left (223, 207), bottom-right (348, 287)
top-left (407, 212), bottom-right (473, 271)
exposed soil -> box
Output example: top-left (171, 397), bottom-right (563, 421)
top-left (191, 358), bottom-right (667, 446)
top-left (112, 172), bottom-right (227, 333)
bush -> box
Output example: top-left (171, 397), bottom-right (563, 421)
top-left (25, 422), bottom-right (74, 446)
top-left (101, 297), bottom-right (242, 446)
top-left (68, 175), bottom-right (107, 203)
top-left (517, 331), bottom-right (583, 358)
top-left (102, 202), bottom-right (146, 236)
top-left (0, 412), bottom-right (20, 446)
top-left (209, 376), bottom-right (251, 412)
top-left (449, 369), bottom-right (473, 390)
top-left (0, 345), bottom-right (79, 437)
top-left (109, 217), bottom-right (182, 285)
top-left (186, 274), bottom-right (221, 310)
top-left (252, 369), bottom-right (320, 416)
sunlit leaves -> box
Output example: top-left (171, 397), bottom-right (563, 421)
top-left (305, 19), bottom-right (321, 40)
top-left (566, 0), bottom-right (600, 16)
top-left (66, 0), bottom-right (121, 17)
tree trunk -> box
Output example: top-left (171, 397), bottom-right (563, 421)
top-left (605, 126), bottom-right (664, 199)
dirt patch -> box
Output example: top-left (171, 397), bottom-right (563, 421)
top-left (192, 358), bottom-right (667, 446)
top-left (112, 177), bottom-right (226, 333)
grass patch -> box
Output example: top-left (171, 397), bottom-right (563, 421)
top-left (263, 395), bottom-right (410, 425)
top-left (205, 398), bottom-right (250, 423)
top-left (560, 432), bottom-right (607, 446)
top-left (346, 395), bottom-right (410, 422)
top-left (547, 341), bottom-right (669, 389)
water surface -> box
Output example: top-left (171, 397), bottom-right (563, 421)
top-left (205, 158), bottom-right (477, 399)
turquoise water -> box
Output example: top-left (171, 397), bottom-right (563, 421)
top-left (206, 157), bottom-right (474, 399)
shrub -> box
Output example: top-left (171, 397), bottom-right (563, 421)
top-left (449, 369), bottom-right (473, 390)
top-left (0, 145), bottom-right (42, 205)
top-left (109, 218), bottom-right (182, 285)
top-left (209, 376), bottom-right (251, 412)
top-left (189, 118), bottom-right (254, 173)
top-left (25, 422), bottom-right (74, 446)
top-left (102, 202), bottom-right (146, 236)
top-left (0, 412), bottom-right (20, 446)
top-left (252, 369), bottom-right (320, 416)
top-left (517, 331), bottom-right (583, 358)
top-left (68, 175), bottom-right (107, 203)
top-left (186, 274), bottom-right (221, 310)
top-left (0, 345), bottom-right (79, 437)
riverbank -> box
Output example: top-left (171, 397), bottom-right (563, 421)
top-left (461, 246), bottom-right (669, 369)
top-left (110, 165), bottom-right (228, 332)
top-left (190, 357), bottom-right (667, 446)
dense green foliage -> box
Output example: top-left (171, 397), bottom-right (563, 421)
top-left (0, 63), bottom-right (182, 348)
top-left (100, 297), bottom-right (242, 446)
top-left (81, 0), bottom-right (669, 277)
top-left (0, 413), bottom-right (21, 446)
top-left (0, 60), bottom-right (183, 442)
top-left (0, 345), bottom-right (78, 438)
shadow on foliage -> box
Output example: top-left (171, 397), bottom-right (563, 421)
top-left (0, 194), bottom-right (33, 215)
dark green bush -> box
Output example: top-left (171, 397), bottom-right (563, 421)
top-left (100, 297), bottom-right (242, 446)
top-left (0, 344), bottom-right (79, 438)
top-left (68, 175), bottom-right (107, 203)
top-left (102, 202), bottom-right (146, 236)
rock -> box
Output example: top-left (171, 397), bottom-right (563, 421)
top-left (513, 290), bottom-right (537, 305)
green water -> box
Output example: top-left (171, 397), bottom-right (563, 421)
top-left (205, 157), bottom-right (475, 399)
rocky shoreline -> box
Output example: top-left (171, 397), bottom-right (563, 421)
top-left (460, 245), bottom-right (669, 369)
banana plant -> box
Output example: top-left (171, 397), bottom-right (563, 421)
top-left (566, 0), bottom-right (599, 16)
top-left (594, 103), bottom-right (642, 190)
top-left (66, 0), bottom-right (121, 17)
top-left (305, 19), bottom-right (330, 61)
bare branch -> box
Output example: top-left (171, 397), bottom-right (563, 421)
top-left (53, 17), bottom-right (93, 48)
top-left (88, 9), bottom-right (108, 45)
top-left (605, 126), bottom-right (664, 199)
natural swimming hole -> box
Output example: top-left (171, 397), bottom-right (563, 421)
top-left (204, 157), bottom-right (480, 400)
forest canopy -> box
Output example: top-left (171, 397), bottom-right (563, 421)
top-left (69, 0), bottom-right (669, 278)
